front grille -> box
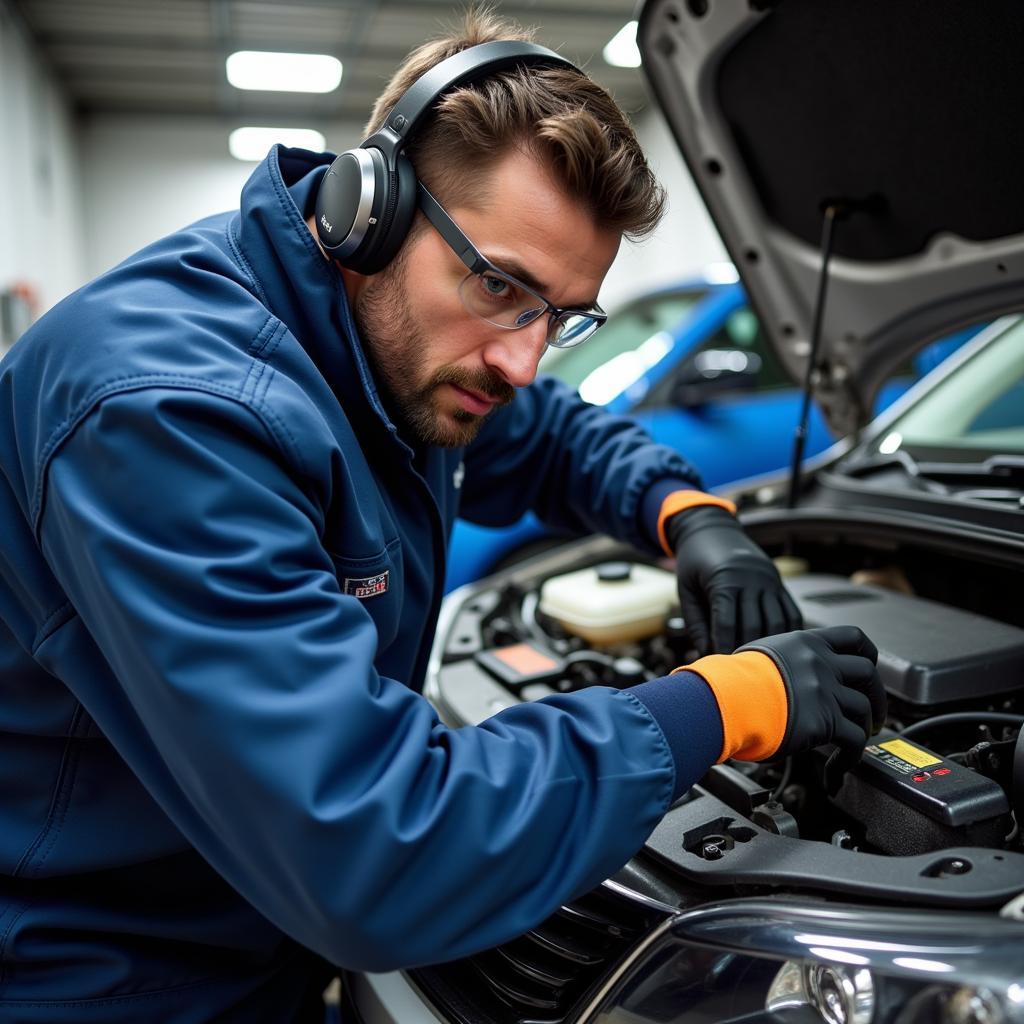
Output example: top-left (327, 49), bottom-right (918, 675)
top-left (409, 885), bottom-right (666, 1024)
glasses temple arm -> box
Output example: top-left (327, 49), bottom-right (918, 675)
top-left (416, 182), bottom-right (488, 274)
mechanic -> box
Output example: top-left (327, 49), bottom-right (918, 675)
top-left (0, 8), bottom-right (886, 1022)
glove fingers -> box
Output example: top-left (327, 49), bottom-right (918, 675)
top-left (832, 653), bottom-right (878, 687)
top-left (678, 588), bottom-right (712, 657)
top-left (709, 589), bottom-right (740, 654)
top-left (757, 590), bottom-right (792, 640)
top-left (834, 686), bottom-right (874, 743)
top-left (780, 587), bottom-right (804, 632)
top-left (814, 624), bottom-right (879, 663)
top-left (831, 715), bottom-right (872, 763)
top-left (826, 686), bottom-right (876, 794)
top-left (737, 589), bottom-right (766, 649)
top-left (832, 654), bottom-right (888, 733)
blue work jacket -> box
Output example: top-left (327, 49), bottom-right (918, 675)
top-left (0, 146), bottom-right (715, 1022)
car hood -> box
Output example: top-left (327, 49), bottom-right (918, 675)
top-left (638, 0), bottom-right (1024, 434)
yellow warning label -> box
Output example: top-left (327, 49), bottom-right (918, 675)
top-left (879, 739), bottom-right (942, 768)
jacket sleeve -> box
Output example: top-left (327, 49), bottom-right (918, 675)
top-left (37, 387), bottom-right (720, 972)
top-left (458, 375), bottom-right (702, 554)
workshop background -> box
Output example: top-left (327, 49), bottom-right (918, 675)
top-left (0, 0), bottom-right (728, 353)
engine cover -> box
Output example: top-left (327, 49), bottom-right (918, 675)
top-left (787, 574), bottom-right (1024, 706)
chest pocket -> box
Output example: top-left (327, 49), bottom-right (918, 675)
top-left (329, 537), bottom-right (404, 653)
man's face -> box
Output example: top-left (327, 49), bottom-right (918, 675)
top-left (352, 149), bottom-right (621, 448)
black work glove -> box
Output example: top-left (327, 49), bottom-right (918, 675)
top-left (668, 505), bottom-right (802, 655)
top-left (739, 625), bottom-right (886, 788)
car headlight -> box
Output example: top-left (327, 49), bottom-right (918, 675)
top-left (768, 960), bottom-right (875, 1024)
top-left (766, 961), bottom-right (1016, 1024)
top-left (584, 899), bottom-right (1024, 1024)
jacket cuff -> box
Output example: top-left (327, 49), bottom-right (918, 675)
top-left (639, 478), bottom-right (702, 555)
top-left (627, 671), bottom-right (724, 801)
top-left (655, 489), bottom-right (738, 557)
top-left (676, 652), bottom-right (788, 762)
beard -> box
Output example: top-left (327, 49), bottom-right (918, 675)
top-left (353, 255), bottom-right (514, 448)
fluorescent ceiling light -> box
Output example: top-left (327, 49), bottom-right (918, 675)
top-left (229, 127), bottom-right (327, 162)
top-left (603, 21), bottom-right (640, 68)
top-left (226, 50), bottom-right (342, 93)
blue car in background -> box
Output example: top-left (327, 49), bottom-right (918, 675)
top-left (445, 271), bottom-right (973, 591)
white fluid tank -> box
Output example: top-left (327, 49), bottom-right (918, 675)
top-left (538, 561), bottom-right (679, 646)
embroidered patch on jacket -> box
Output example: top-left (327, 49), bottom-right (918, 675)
top-left (342, 571), bottom-right (389, 599)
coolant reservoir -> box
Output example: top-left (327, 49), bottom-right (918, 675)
top-left (539, 561), bottom-right (679, 646)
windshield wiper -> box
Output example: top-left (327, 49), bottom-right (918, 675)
top-left (930, 455), bottom-right (1024, 483)
top-left (840, 450), bottom-right (949, 494)
top-left (840, 452), bottom-right (1024, 506)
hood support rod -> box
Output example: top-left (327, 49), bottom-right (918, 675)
top-left (786, 203), bottom-right (842, 510)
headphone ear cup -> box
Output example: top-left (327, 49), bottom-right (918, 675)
top-left (348, 153), bottom-right (418, 276)
top-left (314, 146), bottom-right (390, 267)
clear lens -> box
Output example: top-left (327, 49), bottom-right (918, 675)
top-left (458, 272), bottom-right (600, 349)
top-left (547, 313), bottom-right (600, 349)
top-left (458, 272), bottom-right (544, 330)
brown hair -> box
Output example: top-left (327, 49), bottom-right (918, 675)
top-left (365, 6), bottom-right (665, 241)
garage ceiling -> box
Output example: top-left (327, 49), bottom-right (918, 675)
top-left (11, 0), bottom-right (648, 131)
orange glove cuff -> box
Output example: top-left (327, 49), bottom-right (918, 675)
top-left (673, 651), bottom-right (788, 762)
top-left (656, 490), bottom-right (738, 557)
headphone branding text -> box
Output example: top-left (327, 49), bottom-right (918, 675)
top-left (320, 213), bottom-right (333, 233)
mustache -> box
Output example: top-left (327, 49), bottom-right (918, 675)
top-left (430, 366), bottom-right (515, 408)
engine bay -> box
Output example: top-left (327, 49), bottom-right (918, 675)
top-left (431, 525), bottom-right (1024, 909)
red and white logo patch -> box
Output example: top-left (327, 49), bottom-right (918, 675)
top-left (342, 571), bottom-right (389, 599)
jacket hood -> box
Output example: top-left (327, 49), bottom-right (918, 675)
top-left (638, 0), bottom-right (1024, 433)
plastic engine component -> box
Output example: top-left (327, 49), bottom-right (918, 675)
top-left (786, 574), bottom-right (1024, 705)
top-left (829, 731), bottom-right (1011, 856)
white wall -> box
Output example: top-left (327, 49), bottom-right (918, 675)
top-left (601, 104), bottom-right (729, 310)
top-left (80, 115), bottom-right (365, 282)
top-left (0, 0), bottom-right (85, 337)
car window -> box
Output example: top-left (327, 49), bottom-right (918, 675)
top-left (540, 290), bottom-right (706, 393)
top-left (639, 304), bottom-right (791, 409)
top-left (873, 318), bottom-right (1024, 455)
top-left (694, 306), bottom-right (791, 390)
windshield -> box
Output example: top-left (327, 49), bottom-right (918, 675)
top-left (539, 289), bottom-right (706, 394)
top-left (869, 318), bottom-right (1024, 459)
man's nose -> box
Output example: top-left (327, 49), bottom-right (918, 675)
top-left (482, 317), bottom-right (549, 389)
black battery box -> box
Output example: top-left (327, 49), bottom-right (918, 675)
top-left (829, 730), bottom-right (1011, 856)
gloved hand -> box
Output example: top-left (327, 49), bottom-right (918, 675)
top-left (629, 625), bottom-right (886, 803)
top-left (739, 625), bottom-right (886, 792)
top-left (678, 625), bottom-right (885, 767)
top-left (739, 625), bottom-right (885, 757)
top-left (666, 503), bottom-right (802, 655)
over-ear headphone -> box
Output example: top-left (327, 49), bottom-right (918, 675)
top-left (314, 40), bottom-right (579, 275)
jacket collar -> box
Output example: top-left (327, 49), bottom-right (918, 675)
top-left (232, 146), bottom-right (464, 516)
top-left (232, 145), bottom-right (402, 443)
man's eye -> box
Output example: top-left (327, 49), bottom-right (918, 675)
top-left (480, 274), bottom-right (511, 299)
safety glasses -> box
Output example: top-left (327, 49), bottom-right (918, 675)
top-left (417, 182), bottom-right (606, 349)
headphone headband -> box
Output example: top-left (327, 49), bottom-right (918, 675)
top-left (315, 40), bottom-right (581, 274)
top-left (366, 40), bottom-right (578, 160)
